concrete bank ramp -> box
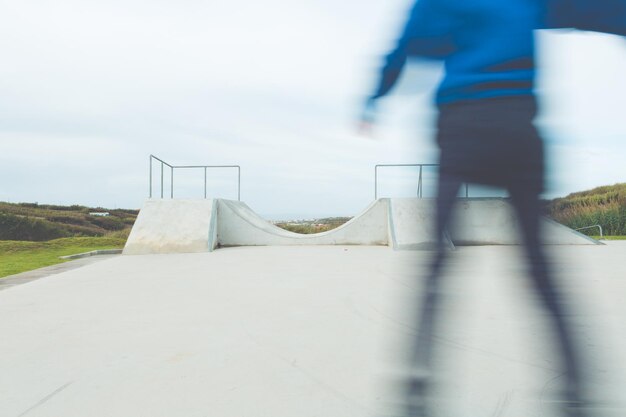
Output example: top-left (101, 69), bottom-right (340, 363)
top-left (123, 198), bottom-right (600, 254)
top-left (388, 198), bottom-right (447, 250)
top-left (449, 198), bottom-right (601, 245)
top-left (123, 199), bottom-right (217, 255)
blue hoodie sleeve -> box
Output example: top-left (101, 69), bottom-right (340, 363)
top-left (370, 0), bottom-right (456, 101)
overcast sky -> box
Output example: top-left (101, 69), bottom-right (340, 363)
top-left (1, 0), bottom-right (625, 218)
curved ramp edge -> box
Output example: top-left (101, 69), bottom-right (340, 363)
top-left (216, 199), bottom-right (390, 247)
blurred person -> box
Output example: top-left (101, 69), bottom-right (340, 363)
top-left (361, 0), bottom-right (625, 416)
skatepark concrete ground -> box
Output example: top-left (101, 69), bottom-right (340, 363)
top-left (1, 243), bottom-right (625, 417)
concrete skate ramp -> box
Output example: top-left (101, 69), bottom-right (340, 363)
top-left (450, 198), bottom-right (601, 245)
top-left (216, 199), bottom-right (390, 247)
top-left (388, 198), bottom-right (599, 248)
top-left (124, 198), bottom-right (600, 254)
top-left (388, 198), bottom-right (450, 250)
top-left (123, 199), bottom-right (217, 255)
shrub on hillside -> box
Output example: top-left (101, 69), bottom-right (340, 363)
top-left (0, 213), bottom-right (71, 241)
top-left (47, 214), bottom-right (91, 227)
top-left (122, 216), bottom-right (137, 226)
top-left (547, 183), bottom-right (626, 236)
top-left (89, 215), bottom-right (126, 231)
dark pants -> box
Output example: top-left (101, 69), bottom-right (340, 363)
top-left (405, 97), bottom-right (585, 416)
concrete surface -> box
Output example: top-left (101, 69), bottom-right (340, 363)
top-left (124, 198), bottom-right (599, 255)
top-left (1, 242), bottom-right (625, 417)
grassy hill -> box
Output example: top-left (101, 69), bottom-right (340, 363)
top-left (0, 202), bottom-right (138, 278)
top-left (546, 183), bottom-right (626, 236)
top-left (0, 201), bottom-right (138, 241)
top-left (275, 217), bottom-right (352, 234)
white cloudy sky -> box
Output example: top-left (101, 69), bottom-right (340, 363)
top-left (1, 0), bottom-right (625, 218)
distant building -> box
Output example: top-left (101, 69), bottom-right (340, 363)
top-left (89, 212), bottom-right (110, 217)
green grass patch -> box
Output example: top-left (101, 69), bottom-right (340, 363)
top-left (591, 235), bottom-right (626, 240)
top-left (0, 236), bottom-right (126, 279)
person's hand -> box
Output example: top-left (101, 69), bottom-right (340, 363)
top-left (357, 119), bottom-right (375, 137)
top-left (357, 98), bottom-right (377, 138)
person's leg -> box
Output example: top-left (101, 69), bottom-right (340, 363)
top-left (404, 171), bottom-right (462, 416)
top-left (508, 184), bottom-right (587, 416)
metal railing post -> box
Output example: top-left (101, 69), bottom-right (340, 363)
top-left (417, 165), bottom-right (423, 198)
top-left (375, 163), bottom-right (438, 200)
top-left (148, 156), bottom-right (241, 201)
top-left (149, 155), bottom-right (152, 198)
top-left (374, 166), bottom-right (378, 200)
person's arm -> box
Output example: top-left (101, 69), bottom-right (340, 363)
top-left (361, 0), bottom-right (455, 128)
top-left (359, 42), bottom-right (407, 129)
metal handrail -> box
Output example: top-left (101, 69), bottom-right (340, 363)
top-left (575, 224), bottom-right (604, 239)
top-left (149, 155), bottom-right (241, 201)
top-left (374, 164), bottom-right (469, 199)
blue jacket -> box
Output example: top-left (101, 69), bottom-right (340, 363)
top-left (370, 0), bottom-right (625, 106)
top-left (547, 0), bottom-right (626, 35)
